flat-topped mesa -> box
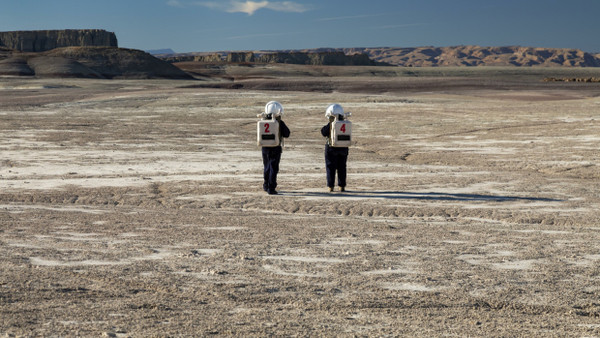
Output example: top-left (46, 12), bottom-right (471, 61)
top-left (0, 29), bottom-right (118, 52)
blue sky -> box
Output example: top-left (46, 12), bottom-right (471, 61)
top-left (1, 0), bottom-right (599, 53)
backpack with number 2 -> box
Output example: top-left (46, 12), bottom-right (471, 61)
top-left (257, 117), bottom-right (280, 147)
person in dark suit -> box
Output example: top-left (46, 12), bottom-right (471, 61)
top-left (261, 101), bottom-right (290, 195)
top-left (321, 104), bottom-right (349, 192)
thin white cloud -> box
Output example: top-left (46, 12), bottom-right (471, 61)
top-left (317, 13), bottom-right (391, 22)
top-left (370, 23), bottom-right (428, 30)
top-left (228, 1), bottom-right (269, 15)
top-left (197, 1), bottom-right (309, 15)
top-left (167, 0), bottom-right (184, 7)
top-left (265, 1), bottom-right (308, 13)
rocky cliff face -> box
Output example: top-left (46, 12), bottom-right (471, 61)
top-left (163, 51), bottom-right (376, 66)
top-left (194, 54), bottom-right (223, 63)
top-left (227, 52), bottom-right (256, 63)
top-left (255, 52), bottom-right (375, 65)
top-left (0, 29), bottom-right (118, 52)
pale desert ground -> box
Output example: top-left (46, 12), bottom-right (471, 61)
top-left (1, 67), bottom-right (600, 336)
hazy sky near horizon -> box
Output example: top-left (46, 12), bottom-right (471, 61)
top-left (1, 0), bottom-right (599, 53)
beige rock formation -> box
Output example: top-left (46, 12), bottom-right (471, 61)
top-left (337, 46), bottom-right (600, 67)
top-left (164, 47), bottom-right (600, 67)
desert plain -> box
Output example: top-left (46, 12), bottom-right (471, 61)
top-left (1, 66), bottom-right (600, 336)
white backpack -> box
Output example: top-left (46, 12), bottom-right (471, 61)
top-left (257, 117), bottom-right (280, 147)
top-left (330, 117), bottom-right (352, 147)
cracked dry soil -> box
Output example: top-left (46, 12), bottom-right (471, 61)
top-left (1, 75), bottom-right (600, 336)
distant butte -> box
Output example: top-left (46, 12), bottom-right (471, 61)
top-left (0, 30), bottom-right (192, 79)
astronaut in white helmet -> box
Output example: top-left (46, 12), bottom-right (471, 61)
top-left (258, 101), bottom-right (290, 195)
top-left (321, 103), bottom-right (351, 192)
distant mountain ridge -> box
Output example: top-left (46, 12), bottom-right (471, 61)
top-left (293, 46), bottom-right (600, 67)
top-left (148, 48), bottom-right (175, 55)
top-left (160, 46), bottom-right (600, 67)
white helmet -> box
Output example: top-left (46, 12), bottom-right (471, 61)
top-left (265, 101), bottom-right (284, 117)
top-left (325, 103), bottom-right (344, 118)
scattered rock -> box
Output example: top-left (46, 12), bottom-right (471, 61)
top-left (544, 77), bottom-right (600, 83)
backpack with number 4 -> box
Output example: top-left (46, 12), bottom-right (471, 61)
top-left (330, 117), bottom-right (352, 147)
top-left (257, 117), bottom-right (280, 147)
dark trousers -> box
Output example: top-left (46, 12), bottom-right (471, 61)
top-left (325, 145), bottom-right (348, 188)
top-left (262, 146), bottom-right (282, 192)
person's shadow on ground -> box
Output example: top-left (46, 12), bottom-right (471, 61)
top-left (281, 190), bottom-right (563, 202)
